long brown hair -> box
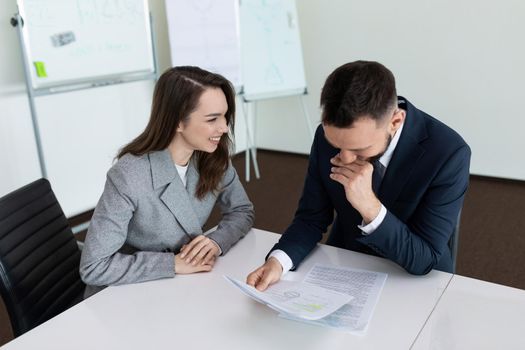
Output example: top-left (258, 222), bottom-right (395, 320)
top-left (118, 66), bottom-right (235, 199)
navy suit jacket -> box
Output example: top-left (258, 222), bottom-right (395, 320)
top-left (271, 97), bottom-right (471, 274)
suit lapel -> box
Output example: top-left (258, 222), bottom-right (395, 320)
top-left (150, 150), bottom-right (202, 236)
top-left (379, 98), bottom-right (428, 208)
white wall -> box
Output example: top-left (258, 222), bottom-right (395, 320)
top-left (0, 0), bottom-right (42, 197)
top-left (0, 0), bottom-right (247, 216)
top-left (256, 0), bottom-right (525, 181)
top-left (2, 0), bottom-right (524, 216)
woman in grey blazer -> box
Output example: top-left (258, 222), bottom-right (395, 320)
top-left (80, 66), bottom-right (254, 296)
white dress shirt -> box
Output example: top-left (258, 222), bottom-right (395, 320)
top-left (175, 163), bottom-right (189, 187)
top-left (271, 122), bottom-right (405, 274)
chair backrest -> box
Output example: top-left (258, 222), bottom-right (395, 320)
top-left (0, 179), bottom-right (85, 337)
top-left (448, 209), bottom-right (462, 274)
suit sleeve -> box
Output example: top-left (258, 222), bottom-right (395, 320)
top-left (358, 144), bottom-right (471, 275)
top-left (270, 127), bottom-right (334, 268)
top-left (207, 164), bottom-right (254, 254)
top-left (79, 166), bottom-right (175, 286)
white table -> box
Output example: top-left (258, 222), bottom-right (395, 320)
top-left (1, 229), bottom-right (452, 350)
top-left (411, 274), bottom-right (525, 349)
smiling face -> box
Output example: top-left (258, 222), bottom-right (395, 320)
top-left (174, 87), bottom-right (229, 156)
top-left (323, 109), bottom-right (405, 165)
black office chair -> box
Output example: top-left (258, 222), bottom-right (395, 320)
top-left (0, 179), bottom-right (85, 337)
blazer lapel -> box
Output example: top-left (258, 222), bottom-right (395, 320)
top-left (150, 150), bottom-right (202, 236)
top-left (379, 99), bottom-right (427, 208)
top-left (185, 159), bottom-right (215, 204)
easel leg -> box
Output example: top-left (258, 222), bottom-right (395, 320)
top-left (242, 101), bottom-right (261, 182)
top-left (300, 95), bottom-right (315, 140)
top-left (250, 102), bottom-right (261, 179)
top-left (243, 102), bottom-right (251, 182)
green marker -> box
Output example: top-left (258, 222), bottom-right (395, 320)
top-left (33, 61), bottom-right (47, 78)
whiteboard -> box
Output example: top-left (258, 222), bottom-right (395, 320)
top-left (17, 0), bottom-right (155, 89)
top-left (164, 0), bottom-right (307, 100)
top-left (240, 0), bottom-right (306, 100)
top-left (165, 0), bottom-right (242, 89)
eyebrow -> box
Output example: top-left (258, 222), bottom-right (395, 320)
top-left (324, 135), bottom-right (372, 152)
top-left (204, 113), bottom-right (223, 117)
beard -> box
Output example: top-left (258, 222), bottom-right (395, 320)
top-left (368, 133), bottom-right (393, 164)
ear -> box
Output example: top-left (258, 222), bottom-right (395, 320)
top-left (176, 121), bottom-right (184, 132)
top-left (390, 109), bottom-right (406, 132)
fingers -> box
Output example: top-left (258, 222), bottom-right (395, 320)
top-left (180, 235), bottom-right (219, 266)
top-left (329, 172), bottom-right (347, 186)
top-left (330, 161), bottom-right (374, 185)
top-left (330, 167), bottom-right (374, 196)
top-left (190, 244), bottom-right (212, 265)
top-left (246, 258), bottom-right (283, 291)
top-left (246, 266), bottom-right (265, 287)
top-left (330, 166), bottom-right (352, 178)
top-left (331, 161), bottom-right (371, 174)
top-left (189, 260), bottom-right (214, 273)
top-left (180, 235), bottom-right (205, 259)
top-left (175, 253), bottom-right (215, 274)
top-left (202, 248), bottom-right (217, 266)
top-left (330, 165), bottom-right (359, 186)
top-left (254, 270), bottom-right (273, 291)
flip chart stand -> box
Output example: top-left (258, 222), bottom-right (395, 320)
top-left (242, 89), bottom-right (314, 182)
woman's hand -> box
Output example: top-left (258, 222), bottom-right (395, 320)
top-left (174, 253), bottom-right (215, 274)
top-left (179, 235), bottom-right (221, 267)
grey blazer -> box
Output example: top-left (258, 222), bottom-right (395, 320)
top-left (79, 149), bottom-right (254, 291)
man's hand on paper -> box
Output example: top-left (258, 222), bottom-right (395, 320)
top-left (246, 257), bottom-right (283, 291)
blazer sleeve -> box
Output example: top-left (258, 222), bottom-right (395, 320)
top-left (358, 144), bottom-right (471, 275)
top-left (79, 165), bottom-right (175, 286)
top-left (270, 127), bottom-right (334, 268)
top-left (207, 164), bottom-right (254, 254)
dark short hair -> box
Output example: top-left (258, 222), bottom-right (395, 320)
top-left (320, 61), bottom-right (397, 127)
top-left (118, 66), bottom-right (236, 198)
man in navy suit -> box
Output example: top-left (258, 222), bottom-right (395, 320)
top-left (247, 61), bottom-right (471, 291)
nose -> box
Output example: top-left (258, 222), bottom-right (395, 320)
top-left (219, 123), bottom-right (229, 134)
top-left (219, 117), bottom-right (229, 134)
top-left (338, 150), bottom-right (356, 164)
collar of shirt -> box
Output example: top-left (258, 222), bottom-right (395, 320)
top-left (378, 121), bottom-right (404, 169)
top-left (174, 162), bottom-right (189, 186)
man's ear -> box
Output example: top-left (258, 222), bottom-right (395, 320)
top-left (390, 109), bottom-right (406, 132)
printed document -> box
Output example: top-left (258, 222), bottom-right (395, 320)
top-left (224, 276), bottom-right (353, 320)
top-left (280, 264), bottom-right (387, 335)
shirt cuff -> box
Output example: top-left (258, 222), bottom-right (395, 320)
top-left (359, 204), bottom-right (387, 235)
top-left (268, 250), bottom-right (293, 275)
